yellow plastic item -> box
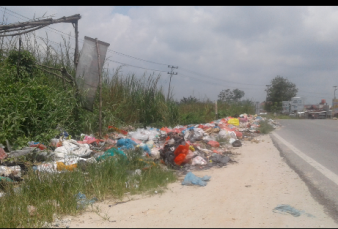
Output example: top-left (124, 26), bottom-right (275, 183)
top-left (227, 118), bottom-right (239, 126)
top-left (56, 162), bottom-right (77, 172)
top-left (189, 145), bottom-right (195, 152)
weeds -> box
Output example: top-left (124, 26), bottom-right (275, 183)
top-left (258, 120), bottom-right (274, 134)
top-left (0, 150), bottom-right (176, 228)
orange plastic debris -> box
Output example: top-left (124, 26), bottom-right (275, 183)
top-left (56, 162), bottom-right (77, 172)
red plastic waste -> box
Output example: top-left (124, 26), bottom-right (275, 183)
top-left (160, 127), bottom-right (172, 133)
top-left (0, 148), bottom-right (7, 160)
top-left (212, 149), bottom-right (222, 154)
top-left (208, 141), bottom-right (220, 148)
top-left (173, 144), bottom-right (190, 165)
top-left (174, 154), bottom-right (187, 165)
top-left (108, 126), bottom-right (128, 135)
top-left (30, 144), bottom-right (47, 150)
top-left (235, 131), bottom-right (243, 138)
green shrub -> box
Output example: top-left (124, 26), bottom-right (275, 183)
top-left (258, 120), bottom-right (274, 134)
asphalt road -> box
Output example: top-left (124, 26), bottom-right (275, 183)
top-left (275, 119), bottom-right (338, 175)
top-left (270, 119), bottom-right (338, 222)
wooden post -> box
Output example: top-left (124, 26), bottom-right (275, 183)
top-left (17, 36), bottom-right (21, 77)
top-left (95, 38), bottom-right (102, 138)
top-left (74, 20), bottom-right (79, 71)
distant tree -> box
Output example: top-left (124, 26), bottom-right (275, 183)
top-left (265, 75), bottom-right (298, 112)
top-left (180, 96), bottom-right (199, 104)
top-left (218, 88), bottom-right (245, 102)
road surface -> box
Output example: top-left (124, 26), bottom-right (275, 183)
top-left (271, 119), bottom-right (338, 222)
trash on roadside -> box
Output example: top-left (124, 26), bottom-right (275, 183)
top-left (56, 162), bottom-right (77, 172)
top-left (0, 165), bottom-right (21, 178)
top-left (54, 140), bottom-right (92, 159)
top-left (191, 156), bottom-right (207, 165)
top-left (232, 140), bottom-right (242, 147)
top-left (0, 147), bottom-right (8, 160)
top-left (96, 148), bottom-right (126, 161)
top-left (117, 138), bottom-right (137, 150)
top-left (181, 172), bottom-right (211, 186)
top-left (76, 192), bottom-right (98, 209)
top-left (0, 176), bottom-right (13, 182)
top-left (272, 204), bottom-right (315, 218)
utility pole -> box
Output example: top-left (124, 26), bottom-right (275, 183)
top-left (167, 65), bottom-right (178, 101)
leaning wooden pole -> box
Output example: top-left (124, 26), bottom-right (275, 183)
top-left (74, 20), bottom-right (79, 70)
top-left (95, 38), bottom-right (102, 138)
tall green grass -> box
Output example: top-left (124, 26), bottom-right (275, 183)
top-left (178, 99), bottom-right (255, 125)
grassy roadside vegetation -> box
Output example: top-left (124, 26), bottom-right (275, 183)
top-left (258, 120), bottom-right (274, 134)
top-left (0, 150), bottom-right (176, 228)
top-left (178, 100), bottom-right (255, 125)
top-left (0, 33), bottom-right (256, 227)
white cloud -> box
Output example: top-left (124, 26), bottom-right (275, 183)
top-left (1, 6), bottom-right (338, 104)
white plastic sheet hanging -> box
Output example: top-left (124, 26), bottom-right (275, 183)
top-left (75, 36), bottom-right (110, 111)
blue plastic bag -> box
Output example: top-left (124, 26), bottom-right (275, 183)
top-left (117, 138), bottom-right (137, 150)
top-left (76, 192), bottom-right (97, 209)
top-left (181, 172), bottom-right (211, 186)
top-left (96, 148), bottom-right (126, 161)
top-left (139, 144), bottom-right (151, 154)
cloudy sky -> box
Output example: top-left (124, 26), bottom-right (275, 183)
top-left (1, 6), bottom-right (338, 105)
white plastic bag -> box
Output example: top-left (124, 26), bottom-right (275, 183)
top-left (0, 166), bottom-right (21, 177)
top-left (35, 162), bottom-right (57, 173)
top-left (218, 130), bottom-right (229, 139)
top-left (229, 138), bottom-right (236, 144)
top-left (192, 128), bottom-right (204, 140)
top-left (192, 156), bottom-right (207, 165)
top-left (150, 148), bottom-right (160, 159)
top-left (54, 140), bottom-right (92, 159)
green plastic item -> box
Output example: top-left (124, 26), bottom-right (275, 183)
top-left (0, 176), bottom-right (13, 182)
top-left (96, 148), bottom-right (127, 161)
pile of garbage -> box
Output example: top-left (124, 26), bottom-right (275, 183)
top-left (0, 114), bottom-right (280, 182)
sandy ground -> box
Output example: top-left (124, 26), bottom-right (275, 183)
top-left (61, 134), bottom-right (338, 228)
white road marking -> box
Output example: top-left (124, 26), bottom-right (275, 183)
top-left (272, 132), bottom-right (338, 186)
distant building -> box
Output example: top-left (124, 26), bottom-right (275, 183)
top-left (290, 97), bottom-right (304, 113)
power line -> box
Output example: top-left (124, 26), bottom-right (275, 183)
top-left (106, 59), bottom-right (167, 73)
top-left (0, 6), bottom-right (174, 68)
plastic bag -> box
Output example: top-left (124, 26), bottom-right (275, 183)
top-left (181, 172), bottom-right (211, 186)
top-left (138, 143), bottom-right (151, 154)
top-left (96, 148), bottom-right (126, 161)
top-left (229, 138), bottom-right (236, 144)
top-left (117, 138), bottom-right (137, 150)
top-left (150, 148), bottom-right (160, 159)
top-left (192, 128), bottom-right (204, 140)
top-left (183, 150), bottom-right (196, 163)
top-left (146, 140), bottom-right (154, 149)
top-left (173, 144), bottom-right (190, 165)
top-left (218, 130), bottom-right (230, 139)
top-left (208, 141), bottom-right (220, 148)
top-left (33, 162), bottom-right (57, 173)
top-left (228, 118), bottom-right (239, 126)
top-left (0, 148), bottom-right (7, 160)
top-left (56, 162), bottom-right (77, 172)
top-left (192, 156), bottom-right (207, 165)
top-left (0, 166), bottom-right (21, 177)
